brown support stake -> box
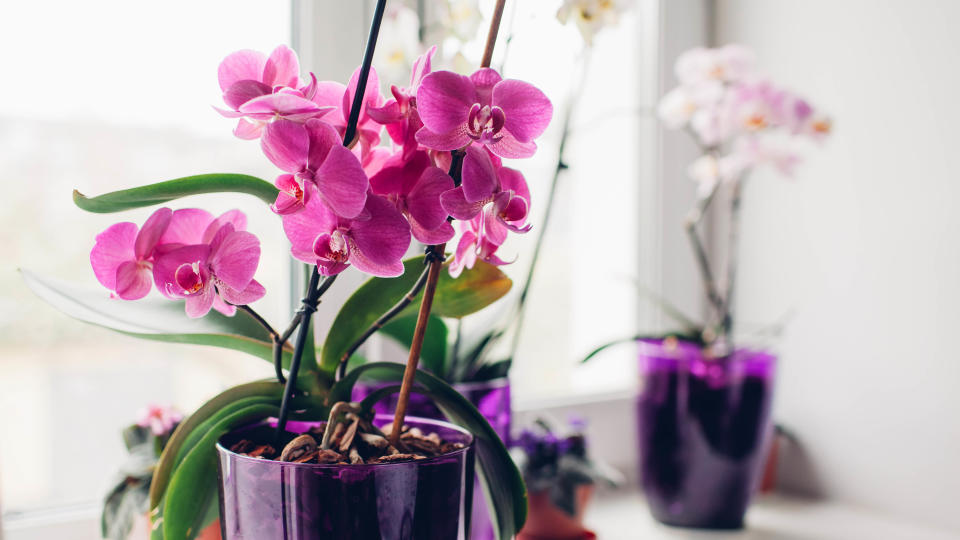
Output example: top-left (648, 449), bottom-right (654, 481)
top-left (389, 0), bottom-right (507, 446)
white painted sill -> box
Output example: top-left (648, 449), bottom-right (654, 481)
top-left (585, 490), bottom-right (959, 540)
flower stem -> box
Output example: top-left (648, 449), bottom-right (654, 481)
top-left (342, 0), bottom-right (388, 147)
top-left (335, 264), bottom-right (432, 381)
top-left (274, 0), bottom-right (387, 439)
top-left (274, 268), bottom-right (325, 442)
top-left (390, 0), bottom-right (507, 445)
top-left (235, 304), bottom-right (279, 341)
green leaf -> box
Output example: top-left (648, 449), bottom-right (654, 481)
top-left (469, 358), bottom-right (512, 382)
top-left (163, 403), bottom-right (278, 539)
top-left (331, 362), bottom-right (527, 540)
top-left (149, 381), bottom-right (285, 509)
top-left (380, 314), bottom-right (448, 376)
top-left (73, 173), bottom-right (278, 213)
top-left (320, 256), bottom-right (511, 375)
top-left (21, 270), bottom-right (290, 366)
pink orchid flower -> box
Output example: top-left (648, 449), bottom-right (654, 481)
top-left (367, 46), bottom-right (436, 159)
top-left (91, 207), bottom-right (173, 300)
top-left (158, 208), bottom-right (248, 250)
top-left (282, 191), bottom-right (411, 277)
top-left (369, 149), bottom-right (455, 244)
top-left (217, 45), bottom-right (331, 140)
top-left (440, 145), bottom-right (532, 234)
top-left (136, 404), bottom-right (183, 436)
top-left (261, 119), bottom-right (369, 218)
top-left (311, 65), bottom-right (385, 154)
top-left (153, 223), bottom-right (265, 318)
top-left (415, 67), bottom-right (553, 159)
top-left (449, 214), bottom-right (510, 278)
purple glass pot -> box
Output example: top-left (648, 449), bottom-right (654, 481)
top-left (353, 378), bottom-right (510, 540)
top-left (636, 339), bottom-right (775, 529)
top-left (216, 415), bottom-right (475, 540)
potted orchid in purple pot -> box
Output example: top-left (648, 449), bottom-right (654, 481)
top-left (23, 1), bottom-right (554, 538)
top-left (584, 45), bottom-right (831, 529)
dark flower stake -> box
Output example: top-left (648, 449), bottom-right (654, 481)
top-left (24, 0), bottom-right (555, 536)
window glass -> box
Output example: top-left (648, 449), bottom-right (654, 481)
top-left (1, 1), bottom-right (290, 514)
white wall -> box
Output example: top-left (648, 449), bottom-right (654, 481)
top-left (716, 0), bottom-right (960, 530)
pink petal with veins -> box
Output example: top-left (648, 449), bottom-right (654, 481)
top-left (263, 45), bottom-right (300, 88)
top-left (114, 260), bottom-right (152, 300)
top-left (261, 120), bottom-right (310, 173)
top-left (493, 79), bottom-right (553, 143)
top-left (91, 222), bottom-right (137, 290)
top-left (461, 145), bottom-right (499, 202)
top-left (348, 195), bottom-right (411, 277)
top-left (417, 71), bottom-right (476, 134)
top-left (134, 208), bottom-right (172, 260)
top-left (218, 49), bottom-right (267, 92)
top-left (313, 144), bottom-right (369, 218)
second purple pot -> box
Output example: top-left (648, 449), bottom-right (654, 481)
top-left (216, 415), bottom-right (475, 540)
top-left (353, 377), bottom-right (510, 540)
top-left (636, 339), bottom-right (776, 529)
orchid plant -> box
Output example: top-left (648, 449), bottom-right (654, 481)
top-left (24, 2), bottom-right (552, 538)
top-left (586, 44), bottom-right (831, 361)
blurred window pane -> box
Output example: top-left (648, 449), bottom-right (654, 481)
top-left (1, 1), bottom-right (291, 514)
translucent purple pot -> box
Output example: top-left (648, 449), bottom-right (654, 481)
top-left (216, 415), bottom-right (475, 540)
top-left (636, 339), bottom-right (775, 529)
top-left (353, 378), bottom-right (510, 540)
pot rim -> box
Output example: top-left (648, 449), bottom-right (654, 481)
top-left (216, 414), bottom-right (474, 469)
top-left (637, 337), bottom-right (777, 363)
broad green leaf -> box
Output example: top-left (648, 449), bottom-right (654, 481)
top-left (331, 362), bottom-right (527, 540)
top-left (320, 256), bottom-right (511, 375)
top-left (21, 270), bottom-right (291, 367)
top-left (73, 173), bottom-right (278, 213)
top-left (380, 314), bottom-right (448, 377)
top-left (149, 381), bottom-right (285, 509)
top-left (163, 403), bottom-right (278, 539)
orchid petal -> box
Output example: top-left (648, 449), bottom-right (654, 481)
top-left (233, 119), bottom-right (263, 140)
top-left (134, 208), bottom-right (172, 260)
top-left (263, 44), bottom-right (300, 88)
top-left (314, 144), bottom-right (369, 219)
top-left (493, 79), bottom-right (553, 143)
top-left (470, 68), bottom-right (503, 105)
top-left (261, 119), bottom-right (310, 173)
top-left (218, 49), bottom-right (267, 92)
top-left (218, 278), bottom-right (266, 307)
top-left (406, 166), bottom-right (454, 229)
top-left (91, 222), bottom-right (137, 290)
top-left (114, 260), bottom-right (152, 300)
top-left (348, 195), bottom-right (411, 277)
top-left (160, 209), bottom-right (214, 247)
top-left (153, 244), bottom-right (211, 298)
top-left (223, 80), bottom-right (272, 110)
top-left (410, 218), bottom-right (454, 244)
top-left (461, 145), bottom-right (499, 202)
top-left (184, 284), bottom-right (216, 318)
top-left (282, 191), bottom-right (339, 263)
top-left (415, 125), bottom-right (471, 151)
top-left (486, 131), bottom-right (537, 159)
top-left (304, 119), bottom-right (343, 171)
top-left (417, 71), bottom-right (476, 134)
top-left (208, 230), bottom-right (260, 290)
top-left (440, 187), bottom-right (485, 220)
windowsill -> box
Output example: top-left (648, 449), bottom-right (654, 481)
top-left (585, 490), bottom-right (959, 540)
